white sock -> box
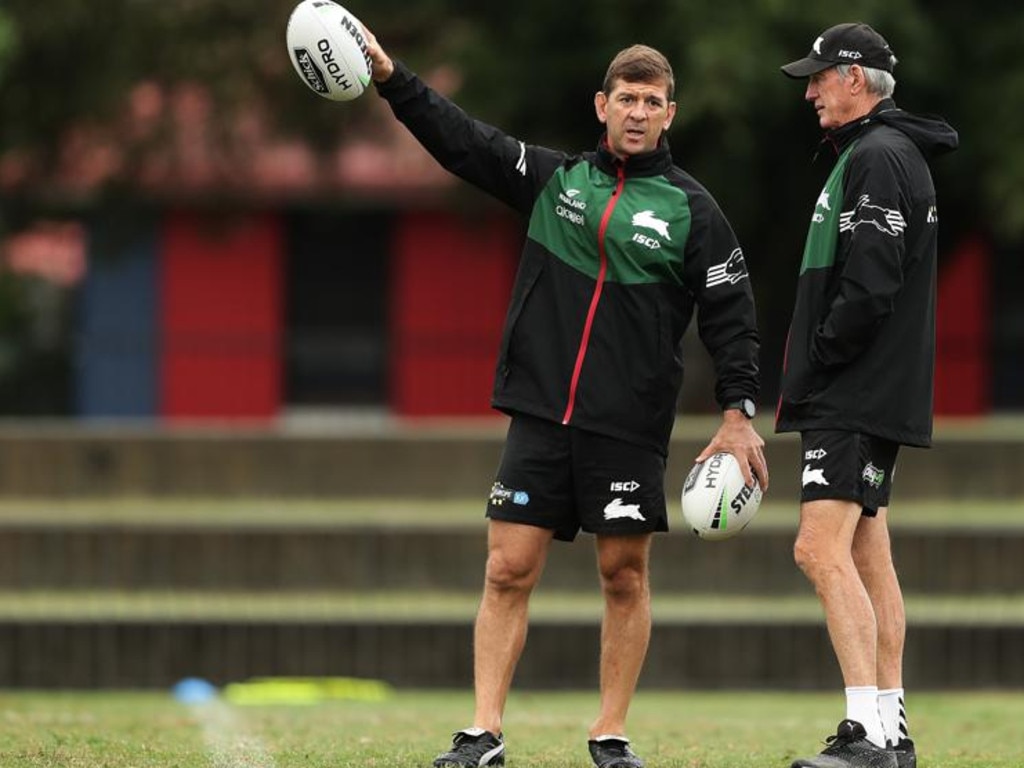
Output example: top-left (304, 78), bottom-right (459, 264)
top-left (845, 686), bottom-right (887, 748)
top-left (879, 688), bottom-right (908, 745)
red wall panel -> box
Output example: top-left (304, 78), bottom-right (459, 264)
top-left (160, 211), bottom-right (283, 419)
top-left (935, 237), bottom-right (991, 415)
top-left (391, 211), bottom-right (519, 416)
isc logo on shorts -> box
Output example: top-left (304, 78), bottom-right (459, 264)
top-left (609, 481), bottom-right (640, 492)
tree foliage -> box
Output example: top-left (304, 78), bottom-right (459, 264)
top-left (0, 0), bottom-right (1020, 245)
top-left (0, 9), bottom-right (13, 76)
top-left (0, 0), bottom-right (1021, 415)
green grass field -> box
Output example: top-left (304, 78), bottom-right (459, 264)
top-left (1, 689), bottom-right (1023, 767)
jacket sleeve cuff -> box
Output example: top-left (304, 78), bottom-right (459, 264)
top-left (373, 60), bottom-right (413, 95)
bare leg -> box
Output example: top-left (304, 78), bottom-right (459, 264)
top-left (794, 499), bottom-right (877, 686)
top-left (589, 533), bottom-right (652, 738)
top-left (472, 520), bottom-right (554, 735)
top-left (853, 506), bottom-right (906, 690)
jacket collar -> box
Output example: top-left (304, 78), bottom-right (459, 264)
top-left (595, 134), bottom-right (674, 177)
top-left (822, 98), bottom-right (897, 155)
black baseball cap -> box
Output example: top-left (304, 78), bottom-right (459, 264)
top-left (781, 22), bottom-right (897, 78)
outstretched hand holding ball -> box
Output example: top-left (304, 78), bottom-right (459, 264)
top-left (361, 23), bottom-right (394, 83)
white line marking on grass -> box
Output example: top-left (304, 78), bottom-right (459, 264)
top-left (188, 699), bottom-right (275, 768)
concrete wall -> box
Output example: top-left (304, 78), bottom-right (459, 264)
top-left (0, 423), bottom-right (1022, 498)
top-left (1, 525), bottom-right (1020, 594)
top-left (2, 621), bottom-right (1021, 690)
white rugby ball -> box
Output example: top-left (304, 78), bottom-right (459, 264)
top-left (286, 0), bottom-right (372, 101)
top-left (681, 452), bottom-right (762, 541)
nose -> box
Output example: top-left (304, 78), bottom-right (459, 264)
top-left (630, 102), bottom-right (648, 120)
top-left (804, 81), bottom-right (817, 102)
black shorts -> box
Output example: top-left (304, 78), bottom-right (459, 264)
top-left (799, 430), bottom-right (900, 516)
top-left (487, 413), bottom-right (669, 542)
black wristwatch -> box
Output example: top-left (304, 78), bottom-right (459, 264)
top-left (724, 397), bottom-right (757, 419)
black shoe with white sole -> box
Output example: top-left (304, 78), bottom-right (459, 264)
top-left (893, 737), bottom-right (916, 768)
top-left (588, 735), bottom-right (644, 768)
top-left (432, 728), bottom-right (504, 767)
top-left (790, 719), bottom-right (897, 768)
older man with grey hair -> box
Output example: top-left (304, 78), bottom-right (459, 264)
top-left (777, 21), bottom-right (958, 768)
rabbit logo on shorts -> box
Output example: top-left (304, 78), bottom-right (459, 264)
top-left (603, 498), bottom-right (646, 521)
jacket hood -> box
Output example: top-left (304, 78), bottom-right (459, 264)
top-left (872, 105), bottom-right (959, 159)
top-left (829, 99), bottom-right (959, 159)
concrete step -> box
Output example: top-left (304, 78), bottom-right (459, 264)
top-left (2, 521), bottom-right (1022, 594)
top-left (0, 418), bottom-right (1022, 498)
top-left (3, 590), bottom-right (1022, 623)
top-left (1, 592), bottom-right (1021, 689)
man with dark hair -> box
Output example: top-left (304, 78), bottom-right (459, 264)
top-left (778, 22), bottom-right (958, 768)
top-left (363, 32), bottom-right (768, 768)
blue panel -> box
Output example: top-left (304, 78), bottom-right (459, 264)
top-left (74, 213), bottom-right (158, 416)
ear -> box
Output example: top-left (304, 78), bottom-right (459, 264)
top-left (594, 90), bottom-right (609, 124)
top-left (663, 100), bottom-right (677, 132)
top-left (848, 64), bottom-right (867, 95)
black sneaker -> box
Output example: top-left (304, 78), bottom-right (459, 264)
top-left (893, 738), bottom-right (916, 768)
top-left (790, 720), bottom-right (897, 768)
top-left (588, 735), bottom-right (644, 768)
top-left (433, 728), bottom-right (505, 767)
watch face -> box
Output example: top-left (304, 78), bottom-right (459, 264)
top-left (725, 399), bottom-right (755, 418)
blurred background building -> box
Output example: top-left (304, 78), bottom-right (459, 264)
top-left (0, 0), bottom-right (1019, 423)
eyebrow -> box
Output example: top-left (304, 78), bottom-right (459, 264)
top-left (619, 90), bottom-right (666, 103)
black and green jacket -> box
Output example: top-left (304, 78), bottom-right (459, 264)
top-left (377, 62), bottom-right (759, 455)
top-left (775, 99), bottom-right (958, 447)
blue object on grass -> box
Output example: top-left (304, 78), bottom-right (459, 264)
top-left (172, 677), bottom-right (217, 704)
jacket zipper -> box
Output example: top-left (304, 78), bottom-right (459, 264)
top-left (562, 164), bottom-right (626, 425)
top-left (775, 326), bottom-right (791, 423)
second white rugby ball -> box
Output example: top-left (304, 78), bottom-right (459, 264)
top-left (681, 452), bottom-right (762, 541)
top-left (286, 0), bottom-right (372, 101)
